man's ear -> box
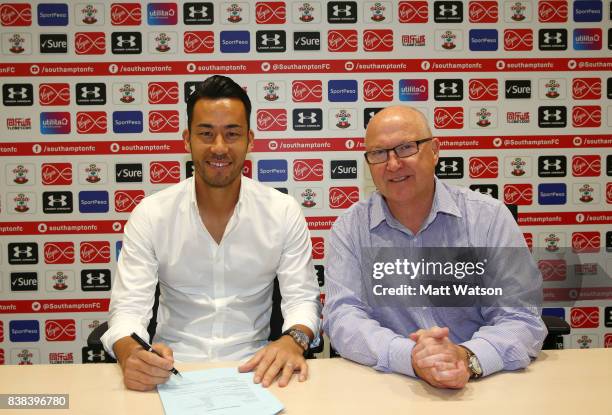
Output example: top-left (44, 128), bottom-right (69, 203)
top-left (246, 129), bottom-right (254, 153)
top-left (182, 128), bottom-right (191, 153)
top-left (431, 137), bottom-right (440, 164)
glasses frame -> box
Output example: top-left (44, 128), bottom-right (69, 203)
top-left (363, 137), bottom-right (433, 165)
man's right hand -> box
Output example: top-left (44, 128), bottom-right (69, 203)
top-left (113, 336), bottom-right (175, 391)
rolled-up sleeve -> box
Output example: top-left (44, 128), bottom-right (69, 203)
top-left (276, 199), bottom-right (321, 336)
top-left (101, 200), bottom-right (158, 358)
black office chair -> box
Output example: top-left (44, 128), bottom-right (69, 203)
top-left (87, 277), bottom-right (324, 362)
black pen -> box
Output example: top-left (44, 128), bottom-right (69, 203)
top-left (130, 332), bottom-right (182, 377)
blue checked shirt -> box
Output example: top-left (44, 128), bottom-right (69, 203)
top-left (322, 179), bottom-right (547, 378)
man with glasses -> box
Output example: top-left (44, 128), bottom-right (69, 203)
top-left (323, 106), bottom-right (545, 389)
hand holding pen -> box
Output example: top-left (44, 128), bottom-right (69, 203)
top-left (130, 332), bottom-right (182, 377)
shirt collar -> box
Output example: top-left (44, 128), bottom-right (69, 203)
top-left (189, 175), bottom-right (247, 215)
top-left (369, 176), bottom-right (462, 231)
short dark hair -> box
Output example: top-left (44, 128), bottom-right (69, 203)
top-left (186, 75), bottom-right (252, 132)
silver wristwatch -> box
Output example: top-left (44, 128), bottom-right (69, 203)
top-left (282, 328), bottom-right (310, 352)
top-left (461, 346), bottom-right (483, 379)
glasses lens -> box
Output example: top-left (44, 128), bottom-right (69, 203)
top-left (367, 150), bottom-right (387, 164)
top-left (395, 142), bottom-right (418, 158)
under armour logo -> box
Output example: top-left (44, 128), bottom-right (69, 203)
top-left (298, 112), bottom-right (318, 124)
top-left (48, 195), bottom-right (68, 207)
top-left (188, 5), bottom-right (207, 18)
top-left (13, 246), bottom-right (33, 258)
top-left (439, 160), bottom-right (459, 172)
top-left (86, 349), bottom-right (106, 361)
top-left (261, 33), bottom-right (281, 45)
top-left (543, 109), bottom-right (561, 121)
top-left (7, 87), bottom-right (28, 99)
top-left (542, 159), bottom-right (562, 171)
top-left (439, 4), bottom-right (458, 16)
top-left (80, 86), bottom-right (100, 98)
top-left (474, 187), bottom-right (493, 196)
top-left (332, 5), bottom-right (352, 16)
top-left (115, 35), bottom-right (136, 47)
top-left (543, 32), bottom-right (563, 44)
top-left (85, 273), bottom-right (106, 285)
top-left (439, 82), bottom-right (458, 94)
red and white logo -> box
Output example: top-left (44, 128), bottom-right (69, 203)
top-left (80, 241), bottom-right (111, 264)
top-left (0, 348), bottom-right (4, 365)
top-left (149, 110), bottom-right (179, 133)
top-left (329, 186), bottom-right (359, 209)
top-left (114, 190), bottom-right (144, 213)
top-left (0, 321), bottom-right (3, 343)
top-left (363, 29), bottom-right (393, 52)
top-left (572, 155), bottom-right (601, 177)
top-left (504, 29), bottom-right (533, 51)
top-left (605, 334), bottom-right (612, 348)
top-left (292, 80), bottom-right (322, 103)
top-left (150, 161), bottom-right (180, 184)
top-left (76, 112), bottom-right (107, 134)
top-left (398, 1), bottom-right (428, 23)
top-left (537, 259), bottom-right (566, 281)
top-left (257, 109), bottom-right (287, 131)
top-left (469, 157), bottom-right (498, 178)
top-left (538, 1), bottom-right (568, 22)
top-left (111, 3), bottom-right (141, 25)
top-left (311, 237), bottom-right (324, 260)
top-left (75, 32), bottom-right (106, 55)
top-left (45, 319), bottom-right (76, 341)
top-left (503, 184), bottom-right (533, 205)
top-left (571, 232), bottom-right (600, 253)
top-left (327, 30), bottom-right (358, 52)
top-left (255, 1), bottom-right (286, 24)
top-left (183, 31), bottom-right (214, 54)
top-left (606, 183), bottom-right (612, 204)
top-left (39, 83), bottom-right (70, 106)
top-left (468, 1), bottom-right (498, 23)
top-left (434, 107), bottom-right (464, 129)
top-left (148, 82), bottom-right (179, 105)
top-left (44, 242), bottom-right (75, 264)
top-left (469, 79), bottom-right (498, 101)
top-left (570, 307), bottom-right (599, 328)
top-left (42, 163), bottom-right (72, 185)
top-left (240, 160), bottom-right (251, 178)
top-left (0, 3), bottom-right (31, 26)
top-left (523, 233), bottom-right (533, 249)
top-left (572, 78), bottom-right (601, 100)
top-left (293, 159), bottom-right (324, 181)
top-left (572, 106), bottom-right (601, 128)
top-left (363, 79), bottom-right (393, 102)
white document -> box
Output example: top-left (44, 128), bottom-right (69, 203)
top-left (157, 368), bottom-right (284, 415)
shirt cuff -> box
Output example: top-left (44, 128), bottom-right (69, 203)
top-left (388, 337), bottom-right (417, 377)
top-left (100, 318), bottom-right (150, 359)
top-left (281, 302), bottom-right (321, 339)
top-left (461, 337), bottom-right (504, 377)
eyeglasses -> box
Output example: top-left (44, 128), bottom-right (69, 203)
top-left (363, 137), bottom-right (433, 165)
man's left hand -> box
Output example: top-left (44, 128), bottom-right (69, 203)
top-left (238, 335), bottom-right (307, 388)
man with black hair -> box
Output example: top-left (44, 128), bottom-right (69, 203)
top-left (102, 75), bottom-right (321, 391)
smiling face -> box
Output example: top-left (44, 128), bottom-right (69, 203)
top-left (365, 106), bottom-right (439, 211)
top-left (183, 98), bottom-right (253, 190)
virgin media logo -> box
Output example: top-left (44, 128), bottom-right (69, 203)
top-left (503, 184), bottom-right (533, 205)
top-left (75, 32), bottom-right (105, 55)
top-left (469, 1), bottom-right (498, 23)
top-left (292, 80), bottom-right (322, 102)
top-left (0, 3), bottom-right (32, 26)
top-left (148, 110), bottom-right (179, 133)
top-left (434, 107), bottom-right (463, 129)
top-left (572, 155), bottom-right (600, 177)
top-left (363, 80), bottom-right (393, 102)
top-left (469, 157), bottom-right (498, 178)
top-left (149, 161), bottom-right (180, 184)
top-left (45, 319), bottom-right (76, 341)
top-left (114, 190), bottom-right (144, 213)
top-left (255, 2), bottom-right (286, 24)
top-left (76, 112), bottom-right (107, 134)
top-left (80, 241), bottom-right (111, 264)
top-left (571, 232), bottom-right (600, 253)
top-left (363, 30), bottom-right (393, 52)
top-left (148, 82), bottom-right (179, 104)
top-left (572, 106), bottom-right (601, 128)
top-left (572, 78), bottom-right (601, 100)
top-left (327, 30), bottom-right (357, 52)
top-left (257, 109), bottom-right (287, 131)
top-left (111, 3), bottom-right (142, 25)
top-left (329, 186), bottom-right (359, 209)
top-left (570, 307), bottom-right (599, 328)
top-left (293, 159), bottom-right (324, 181)
top-left (398, 1), bottom-right (428, 23)
top-left (538, 1), bottom-right (567, 22)
top-left (311, 237), bottom-right (324, 260)
top-left (504, 29), bottom-right (533, 51)
top-left (44, 242), bottom-right (75, 264)
top-left (42, 163), bottom-right (72, 185)
top-left (537, 259), bottom-right (566, 281)
top-left (39, 83), bottom-right (70, 106)
top-left (183, 31), bottom-right (214, 53)
top-left (469, 79), bottom-right (498, 101)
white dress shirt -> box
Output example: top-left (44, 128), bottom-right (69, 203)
top-left (101, 176), bottom-right (321, 362)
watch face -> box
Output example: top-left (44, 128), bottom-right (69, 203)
top-left (469, 355), bottom-right (483, 375)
